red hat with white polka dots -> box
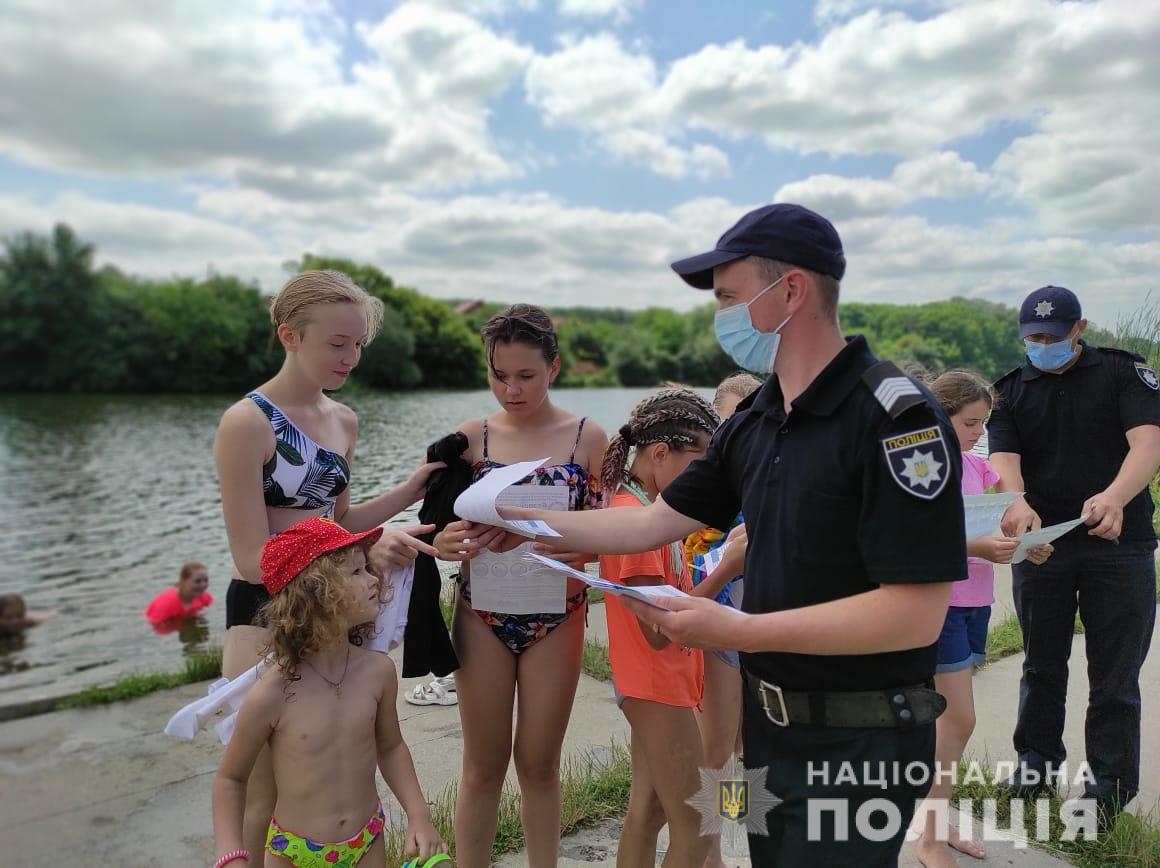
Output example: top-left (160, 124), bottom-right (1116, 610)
top-left (260, 517), bottom-right (384, 595)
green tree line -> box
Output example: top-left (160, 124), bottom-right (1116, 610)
top-left (0, 223), bottom-right (1121, 394)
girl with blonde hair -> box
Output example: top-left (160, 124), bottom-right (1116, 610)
top-left (213, 270), bottom-right (442, 860)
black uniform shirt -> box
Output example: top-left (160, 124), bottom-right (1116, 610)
top-left (988, 343), bottom-right (1160, 544)
top-left (662, 336), bottom-right (967, 691)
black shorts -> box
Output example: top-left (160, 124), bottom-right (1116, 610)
top-left (225, 579), bottom-right (270, 629)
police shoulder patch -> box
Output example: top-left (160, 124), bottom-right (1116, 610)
top-left (881, 425), bottom-right (950, 500)
top-left (861, 361), bottom-right (926, 419)
top-left (1135, 361), bottom-right (1159, 391)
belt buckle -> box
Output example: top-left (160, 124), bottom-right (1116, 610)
top-left (758, 680), bottom-right (790, 727)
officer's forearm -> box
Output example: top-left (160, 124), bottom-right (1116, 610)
top-left (989, 452), bottom-right (1025, 493)
top-left (736, 582), bottom-right (953, 654)
top-left (527, 496), bottom-right (703, 555)
top-left (1104, 425), bottom-right (1160, 506)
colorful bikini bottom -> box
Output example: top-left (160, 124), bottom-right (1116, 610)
top-left (457, 579), bottom-right (587, 655)
top-left (266, 799), bottom-right (385, 867)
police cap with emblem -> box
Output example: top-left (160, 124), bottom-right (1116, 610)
top-left (1019, 286), bottom-right (1082, 339)
top-left (670, 203), bottom-right (846, 289)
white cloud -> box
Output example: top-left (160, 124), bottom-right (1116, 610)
top-left (525, 33), bottom-right (659, 129)
top-left (0, 0), bottom-right (533, 192)
top-left (525, 33), bottom-right (729, 179)
top-left (892, 152), bottom-right (991, 199)
top-left (772, 152), bottom-right (989, 221)
top-left (774, 175), bottom-right (908, 221)
top-left (628, 0), bottom-right (1156, 229)
top-left (813, 0), bottom-right (943, 26)
top-left (0, 191), bottom-right (273, 284)
top-left (0, 0), bottom-right (1155, 330)
top-left (558, 0), bottom-right (642, 23)
top-left (993, 95), bottom-right (1160, 232)
top-left (600, 131), bottom-right (729, 180)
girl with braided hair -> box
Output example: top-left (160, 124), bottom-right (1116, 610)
top-left (430, 304), bottom-right (608, 868)
top-left (598, 385), bottom-right (719, 868)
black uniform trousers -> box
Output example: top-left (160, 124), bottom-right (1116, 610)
top-left (741, 681), bottom-right (936, 867)
top-left (1011, 537), bottom-right (1156, 808)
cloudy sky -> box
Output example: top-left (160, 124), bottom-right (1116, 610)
top-left (1, 0), bottom-right (1156, 327)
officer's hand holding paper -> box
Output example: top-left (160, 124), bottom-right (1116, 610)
top-left (452, 458), bottom-right (562, 538)
top-left (1011, 514), bottom-right (1088, 564)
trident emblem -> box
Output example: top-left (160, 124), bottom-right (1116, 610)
top-left (718, 779), bottom-right (749, 822)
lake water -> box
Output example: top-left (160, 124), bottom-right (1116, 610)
top-left (0, 388), bottom-right (690, 711)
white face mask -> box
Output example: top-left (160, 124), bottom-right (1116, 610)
top-left (713, 276), bottom-right (792, 373)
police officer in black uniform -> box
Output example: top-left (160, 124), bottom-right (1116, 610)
top-left (987, 286), bottom-right (1160, 825)
top-left (474, 204), bottom-right (968, 866)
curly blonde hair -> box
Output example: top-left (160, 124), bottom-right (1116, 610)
top-left (259, 544), bottom-right (390, 691)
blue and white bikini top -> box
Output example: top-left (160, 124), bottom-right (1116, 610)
top-left (247, 391), bottom-right (351, 516)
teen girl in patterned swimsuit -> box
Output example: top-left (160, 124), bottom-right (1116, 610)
top-left (432, 305), bottom-right (608, 868)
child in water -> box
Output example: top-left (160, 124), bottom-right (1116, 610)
top-left (145, 561), bottom-right (214, 627)
top-left (212, 517), bottom-right (445, 868)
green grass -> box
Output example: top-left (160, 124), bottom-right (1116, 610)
top-left (952, 753), bottom-right (1160, 866)
top-left (55, 645), bottom-right (222, 710)
top-left (581, 638), bottom-right (613, 681)
top-left (382, 741), bottom-right (632, 864)
top-left (438, 586), bottom-right (455, 630)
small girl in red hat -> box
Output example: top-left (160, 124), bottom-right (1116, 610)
top-left (212, 517), bottom-right (447, 868)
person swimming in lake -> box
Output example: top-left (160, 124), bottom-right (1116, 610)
top-left (0, 593), bottom-right (54, 637)
top-left (145, 561), bottom-right (214, 628)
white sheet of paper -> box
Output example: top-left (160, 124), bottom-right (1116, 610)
top-left (469, 487), bottom-right (571, 614)
top-left (1012, 515), bottom-right (1088, 564)
top-left (697, 545), bottom-right (725, 577)
top-left (453, 457), bottom-right (562, 538)
top-left (523, 551), bottom-right (746, 615)
top-left (963, 492), bottom-right (1023, 541)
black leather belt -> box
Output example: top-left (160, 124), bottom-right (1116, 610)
top-left (745, 672), bottom-right (946, 728)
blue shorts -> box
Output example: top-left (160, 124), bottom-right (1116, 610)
top-left (935, 605), bottom-right (991, 673)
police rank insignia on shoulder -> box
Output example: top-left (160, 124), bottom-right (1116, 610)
top-left (881, 426), bottom-right (950, 500)
top-left (1135, 361), bottom-right (1159, 391)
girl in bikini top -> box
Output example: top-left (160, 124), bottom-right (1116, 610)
top-left (248, 391), bottom-right (351, 516)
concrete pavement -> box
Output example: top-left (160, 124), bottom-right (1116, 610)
top-left (0, 590), bottom-right (1154, 866)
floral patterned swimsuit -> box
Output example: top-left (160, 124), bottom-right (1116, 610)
top-left (458, 417), bottom-right (602, 655)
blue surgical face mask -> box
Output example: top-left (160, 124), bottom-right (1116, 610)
top-left (1024, 336), bottom-right (1078, 372)
top-left (714, 275), bottom-right (791, 373)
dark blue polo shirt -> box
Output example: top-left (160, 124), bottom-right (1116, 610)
top-left (662, 336), bottom-right (967, 691)
top-left (987, 342), bottom-right (1160, 545)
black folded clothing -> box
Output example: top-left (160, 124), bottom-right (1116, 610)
top-left (401, 431), bottom-right (472, 678)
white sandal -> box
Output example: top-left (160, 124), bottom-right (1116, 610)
top-left (405, 676), bottom-right (458, 706)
